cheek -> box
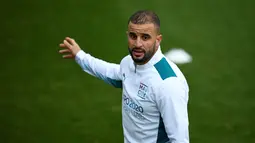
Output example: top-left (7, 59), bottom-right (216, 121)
top-left (128, 39), bottom-right (134, 46)
top-left (144, 41), bottom-right (155, 49)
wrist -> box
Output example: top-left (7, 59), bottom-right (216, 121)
top-left (74, 49), bottom-right (81, 56)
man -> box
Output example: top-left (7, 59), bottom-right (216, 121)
top-left (59, 10), bottom-right (189, 143)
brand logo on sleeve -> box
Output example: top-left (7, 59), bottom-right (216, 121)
top-left (137, 82), bottom-right (148, 99)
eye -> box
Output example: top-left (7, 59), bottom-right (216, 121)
top-left (142, 34), bottom-right (151, 40)
top-left (129, 32), bottom-right (137, 40)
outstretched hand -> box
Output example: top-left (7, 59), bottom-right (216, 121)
top-left (59, 37), bottom-right (81, 59)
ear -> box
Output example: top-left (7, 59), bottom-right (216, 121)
top-left (126, 31), bottom-right (129, 36)
top-left (156, 34), bottom-right (162, 47)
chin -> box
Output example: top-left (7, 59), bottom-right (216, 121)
top-left (132, 55), bottom-right (143, 61)
top-left (133, 58), bottom-right (146, 64)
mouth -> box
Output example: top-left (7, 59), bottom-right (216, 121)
top-left (132, 49), bottom-right (145, 58)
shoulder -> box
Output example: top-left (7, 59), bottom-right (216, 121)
top-left (153, 57), bottom-right (177, 81)
top-left (153, 57), bottom-right (188, 88)
top-left (152, 57), bottom-right (189, 98)
top-left (120, 55), bottom-right (132, 65)
top-left (119, 55), bottom-right (132, 69)
top-left (118, 55), bottom-right (132, 75)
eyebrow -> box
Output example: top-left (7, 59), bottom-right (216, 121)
top-left (142, 33), bottom-right (151, 37)
top-left (128, 31), bottom-right (151, 36)
top-left (129, 32), bottom-right (137, 35)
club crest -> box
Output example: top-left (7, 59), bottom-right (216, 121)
top-left (137, 82), bottom-right (148, 99)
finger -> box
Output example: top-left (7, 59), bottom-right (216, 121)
top-left (63, 40), bottom-right (72, 49)
top-left (62, 54), bottom-right (74, 59)
top-left (65, 37), bottom-right (76, 45)
top-left (59, 49), bottom-right (71, 54)
top-left (59, 43), bottom-right (66, 48)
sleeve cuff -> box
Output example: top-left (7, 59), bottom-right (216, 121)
top-left (75, 50), bottom-right (86, 61)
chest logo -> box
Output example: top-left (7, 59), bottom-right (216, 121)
top-left (137, 82), bottom-right (148, 99)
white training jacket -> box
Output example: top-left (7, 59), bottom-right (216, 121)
top-left (75, 47), bottom-right (189, 143)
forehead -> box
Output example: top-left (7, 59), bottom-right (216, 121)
top-left (128, 22), bottom-right (157, 35)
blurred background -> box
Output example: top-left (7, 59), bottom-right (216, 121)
top-left (1, 0), bottom-right (254, 142)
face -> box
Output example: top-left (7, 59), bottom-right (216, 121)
top-left (127, 22), bottom-right (162, 65)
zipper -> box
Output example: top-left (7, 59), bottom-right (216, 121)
top-left (134, 62), bottom-right (137, 73)
top-left (135, 64), bottom-right (137, 73)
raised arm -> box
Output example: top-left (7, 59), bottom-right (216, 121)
top-left (156, 77), bottom-right (189, 143)
top-left (59, 37), bottom-right (122, 88)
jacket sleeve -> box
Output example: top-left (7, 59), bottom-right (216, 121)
top-left (156, 77), bottom-right (189, 143)
top-left (75, 50), bottom-right (122, 88)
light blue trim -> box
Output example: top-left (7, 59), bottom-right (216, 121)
top-left (154, 58), bottom-right (176, 80)
top-left (105, 78), bottom-right (122, 88)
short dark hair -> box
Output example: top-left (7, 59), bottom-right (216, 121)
top-left (128, 10), bottom-right (160, 33)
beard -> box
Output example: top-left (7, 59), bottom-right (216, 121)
top-left (128, 43), bottom-right (157, 65)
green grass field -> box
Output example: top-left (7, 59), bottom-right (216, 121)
top-left (1, 0), bottom-right (255, 142)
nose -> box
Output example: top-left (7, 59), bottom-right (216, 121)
top-left (134, 37), bottom-right (143, 48)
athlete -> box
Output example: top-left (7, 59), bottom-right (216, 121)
top-left (59, 10), bottom-right (189, 143)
